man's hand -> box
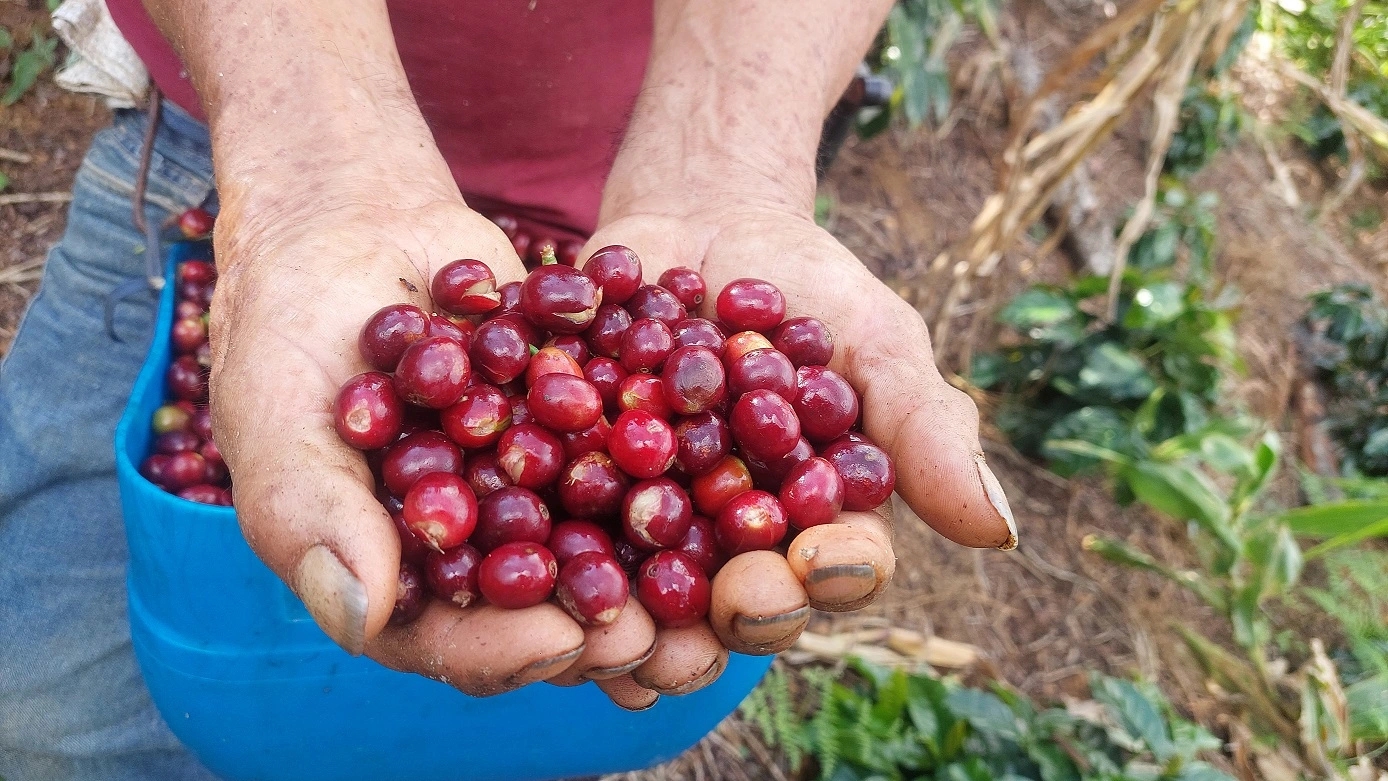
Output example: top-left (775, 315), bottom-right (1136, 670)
top-left (208, 195), bottom-right (720, 708)
top-left (574, 0), bottom-right (1019, 704)
top-left (579, 197), bottom-right (1018, 674)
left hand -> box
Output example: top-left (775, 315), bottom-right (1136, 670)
top-left (575, 189), bottom-right (1019, 707)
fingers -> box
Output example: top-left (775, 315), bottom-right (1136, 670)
top-left (840, 292), bottom-right (1017, 550)
top-left (595, 674), bottom-right (660, 711)
top-left (709, 550), bottom-right (811, 654)
top-left (549, 602), bottom-right (728, 708)
top-left (597, 622), bottom-right (729, 710)
top-left (545, 596), bottom-right (658, 686)
top-left (698, 236), bottom-right (1016, 551)
top-left (368, 602), bottom-right (586, 696)
top-left (785, 507), bottom-right (896, 611)
top-left (632, 622), bottom-right (729, 695)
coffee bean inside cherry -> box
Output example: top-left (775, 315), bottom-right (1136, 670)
top-left (318, 242), bottom-right (895, 630)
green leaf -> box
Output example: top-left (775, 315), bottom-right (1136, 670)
top-left (1198, 433), bottom-right (1255, 478)
top-left (945, 688), bottom-right (1021, 741)
top-left (855, 104), bottom-right (892, 139)
top-left (1363, 427), bottom-right (1388, 459)
top-left (1304, 515), bottom-right (1388, 559)
top-left (2, 33), bottom-right (58, 106)
top-left (0, 171), bottom-right (9, 192)
top-left (969, 352), bottom-right (1005, 389)
top-left (1041, 406), bottom-right (1138, 475)
top-left (1043, 436), bottom-right (1135, 468)
top-left (997, 288), bottom-right (1074, 327)
top-left (1244, 433), bottom-right (1280, 500)
top-left (1346, 675), bottom-right (1388, 741)
top-left (1280, 500), bottom-right (1388, 539)
top-left (1085, 534), bottom-right (1228, 608)
top-left (871, 668), bottom-right (910, 728)
top-left (1229, 580), bottom-right (1267, 650)
top-left (905, 676), bottom-right (944, 748)
top-left (1122, 281), bottom-right (1187, 329)
top-left (1119, 460), bottom-right (1236, 548)
top-left (814, 194), bottom-right (834, 227)
top-left (1265, 526), bottom-right (1303, 595)
top-left (940, 717), bottom-right (969, 759)
top-left (1130, 223), bottom-right (1180, 271)
top-left (1092, 677), bottom-right (1175, 761)
top-left (1027, 741), bottom-right (1080, 781)
top-left (1175, 762), bottom-right (1238, 781)
top-left (939, 757), bottom-right (994, 781)
top-left (0, 28), bottom-right (13, 50)
top-left (1077, 343), bottom-right (1156, 401)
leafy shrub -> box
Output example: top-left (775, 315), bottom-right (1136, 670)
top-left (973, 285), bottom-right (1237, 482)
top-left (1264, 0), bottom-right (1388, 166)
top-left (740, 661), bottom-right (1234, 781)
top-left (1307, 549), bottom-right (1388, 743)
top-left (1, 26), bottom-right (57, 106)
top-left (1301, 284), bottom-right (1388, 477)
top-left (1165, 84), bottom-right (1244, 178)
top-left (858, 0), bottom-right (999, 135)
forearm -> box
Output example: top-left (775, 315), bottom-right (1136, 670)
top-left (604, 0), bottom-right (894, 219)
top-left (140, 0), bottom-right (456, 242)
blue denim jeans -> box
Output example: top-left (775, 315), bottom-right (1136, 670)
top-left (0, 103), bottom-right (220, 780)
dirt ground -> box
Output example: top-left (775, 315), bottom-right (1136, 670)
top-left (0, 2), bottom-right (110, 353)
top-left (3, 1), bottom-right (1385, 779)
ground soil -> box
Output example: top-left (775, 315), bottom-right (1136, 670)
top-left (0, 3), bottom-right (110, 354)
top-left (3, 2), bottom-right (1384, 780)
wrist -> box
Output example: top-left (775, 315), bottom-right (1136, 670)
top-left (142, 0), bottom-right (462, 260)
top-left (212, 126), bottom-right (459, 256)
top-left (600, 123), bottom-right (818, 226)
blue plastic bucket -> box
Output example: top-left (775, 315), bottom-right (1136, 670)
top-left (113, 243), bottom-right (772, 781)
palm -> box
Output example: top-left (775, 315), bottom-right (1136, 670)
top-left (587, 206), bottom-right (1017, 554)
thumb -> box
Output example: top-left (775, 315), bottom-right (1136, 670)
top-left (809, 268), bottom-right (1018, 550)
top-left (213, 330), bottom-right (399, 651)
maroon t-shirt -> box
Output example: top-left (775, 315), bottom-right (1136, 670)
top-left (104, 1), bottom-right (653, 239)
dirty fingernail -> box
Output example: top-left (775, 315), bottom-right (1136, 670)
top-left (597, 676), bottom-right (660, 711)
top-left (509, 644), bottom-right (586, 688)
top-left (976, 455), bottom-right (1019, 551)
top-left (805, 563), bottom-right (878, 607)
top-left (655, 649), bottom-right (729, 696)
top-left (733, 606), bottom-right (810, 652)
top-left (585, 640), bottom-right (658, 681)
top-left (294, 544), bottom-right (369, 656)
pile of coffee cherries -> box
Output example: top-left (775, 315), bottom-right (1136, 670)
top-left (338, 244), bottom-right (896, 630)
top-left (139, 208), bottom-right (233, 506)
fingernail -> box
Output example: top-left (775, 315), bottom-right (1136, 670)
top-left (621, 691), bottom-right (660, 712)
top-left (585, 641), bottom-right (658, 681)
top-left (976, 455), bottom-right (1019, 550)
top-left (733, 605), bottom-right (811, 651)
top-left (805, 563), bottom-right (879, 608)
top-left (508, 644), bottom-right (585, 688)
top-left (655, 651), bottom-right (728, 696)
top-left (294, 544), bottom-right (369, 655)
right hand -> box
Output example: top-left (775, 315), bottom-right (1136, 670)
top-left (206, 193), bottom-right (711, 709)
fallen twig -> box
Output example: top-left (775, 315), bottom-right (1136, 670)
top-left (0, 259), bottom-right (45, 286)
top-left (1318, 0), bottom-right (1368, 219)
top-left (784, 627), bottom-right (982, 671)
top-left (0, 148), bottom-right (34, 164)
top-left (0, 192), bottom-right (73, 207)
